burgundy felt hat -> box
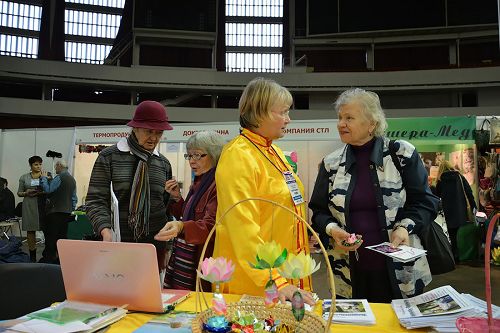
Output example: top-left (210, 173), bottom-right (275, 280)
top-left (127, 101), bottom-right (173, 130)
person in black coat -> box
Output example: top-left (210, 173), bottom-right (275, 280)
top-left (0, 177), bottom-right (16, 221)
top-left (435, 160), bottom-right (476, 262)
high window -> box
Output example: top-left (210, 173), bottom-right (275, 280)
top-left (225, 0), bottom-right (283, 73)
top-left (0, 1), bottom-right (41, 58)
top-left (64, 0), bottom-right (124, 64)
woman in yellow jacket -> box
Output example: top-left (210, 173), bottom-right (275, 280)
top-left (213, 77), bottom-right (314, 305)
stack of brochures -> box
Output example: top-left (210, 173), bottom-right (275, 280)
top-left (322, 299), bottom-right (375, 325)
top-left (366, 242), bottom-right (427, 262)
top-left (391, 285), bottom-right (500, 333)
top-left (8, 300), bottom-right (127, 333)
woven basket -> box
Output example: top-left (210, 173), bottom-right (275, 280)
top-left (191, 197), bottom-right (336, 333)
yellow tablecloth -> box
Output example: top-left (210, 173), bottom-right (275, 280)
top-left (107, 293), bottom-right (430, 333)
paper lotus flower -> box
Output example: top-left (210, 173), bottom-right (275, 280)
top-left (249, 241), bottom-right (287, 270)
top-left (492, 247), bottom-right (500, 266)
top-left (198, 257), bottom-right (235, 283)
top-left (277, 252), bottom-right (320, 279)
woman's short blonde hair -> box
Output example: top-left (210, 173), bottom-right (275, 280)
top-left (437, 160), bottom-right (455, 181)
top-left (334, 88), bottom-right (388, 137)
top-left (239, 77), bottom-right (293, 129)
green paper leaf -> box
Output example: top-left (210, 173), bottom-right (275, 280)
top-left (248, 261), bottom-right (263, 270)
top-left (272, 248), bottom-right (288, 268)
top-left (257, 258), bottom-right (271, 269)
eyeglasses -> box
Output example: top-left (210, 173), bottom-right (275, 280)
top-left (184, 153), bottom-right (207, 161)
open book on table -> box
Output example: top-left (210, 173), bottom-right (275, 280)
top-left (8, 300), bottom-right (127, 333)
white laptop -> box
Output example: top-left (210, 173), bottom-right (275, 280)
top-left (57, 239), bottom-right (190, 313)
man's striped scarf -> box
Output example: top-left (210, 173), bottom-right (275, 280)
top-left (127, 132), bottom-right (151, 240)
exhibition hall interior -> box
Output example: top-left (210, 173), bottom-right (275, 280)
top-left (0, 0), bottom-right (499, 332)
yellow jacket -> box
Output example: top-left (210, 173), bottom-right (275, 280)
top-left (213, 129), bottom-right (312, 296)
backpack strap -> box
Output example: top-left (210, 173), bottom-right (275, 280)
top-left (388, 139), bottom-right (403, 176)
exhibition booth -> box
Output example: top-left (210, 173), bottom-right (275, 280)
top-left (0, 116), bottom-right (479, 216)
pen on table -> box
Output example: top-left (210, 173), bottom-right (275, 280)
top-left (84, 304), bottom-right (128, 323)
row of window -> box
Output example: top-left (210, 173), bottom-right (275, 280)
top-left (66, 0), bottom-right (125, 9)
top-left (0, 33), bottom-right (112, 63)
top-left (0, 1), bottom-right (41, 31)
top-left (226, 52), bottom-right (282, 73)
top-left (226, 0), bottom-right (283, 17)
top-left (1, 0), bottom-right (285, 71)
top-left (226, 23), bottom-right (282, 47)
top-left (0, 34), bottom-right (37, 57)
top-left (65, 9), bottom-right (121, 38)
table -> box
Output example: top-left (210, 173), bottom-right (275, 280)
top-left (107, 293), bottom-right (430, 333)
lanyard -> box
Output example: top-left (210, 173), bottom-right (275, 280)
top-left (241, 134), bottom-right (290, 175)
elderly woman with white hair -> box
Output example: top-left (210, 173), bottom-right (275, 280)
top-left (155, 130), bottom-right (225, 291)
top-left (309, 88), bottom-right (439, 302)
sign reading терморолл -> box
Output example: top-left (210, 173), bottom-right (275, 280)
top-left (386, 116), bottom-right (475, 142)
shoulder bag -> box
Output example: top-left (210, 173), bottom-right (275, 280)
top-left (458, 175), bottom-right (475, 223)
top-left (388, 140), bottom-right (455, 275)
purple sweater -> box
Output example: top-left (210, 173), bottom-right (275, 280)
top-left (349, 139), bottom-right (386, 271)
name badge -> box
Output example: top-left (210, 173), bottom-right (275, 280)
top-left (30, 179), bottom-right (40, 187)
top-left (283, 171), bottom-right (304, 206)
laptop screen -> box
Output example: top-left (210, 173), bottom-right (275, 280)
top-left (57, 239), bottom-right (168, 313)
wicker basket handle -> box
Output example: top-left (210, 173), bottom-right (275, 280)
top-left (194, 197), bottom-right (335, 333)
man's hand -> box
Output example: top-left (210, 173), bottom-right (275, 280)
top-left (278, 285), bottom-right (316, 306)
top-left (155, 221), bottom-right (183, 241)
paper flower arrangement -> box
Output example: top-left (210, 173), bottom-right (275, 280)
top-left (199, 257), bottom-right (235, 318)
top-left (249, 240), bottom-right (288, 270)
top-left (248, 241), bottom-right (288, 307)
top-left (199, 257), bottom-right (235, 283)
top-left (248, 241), bottom-right (321, 322)
top-left (277, 252), bottom-right (321, 280)
top-left (492, 247), bottom-right (500, 266)
top-left (341, 233), bottom-right (362, 247)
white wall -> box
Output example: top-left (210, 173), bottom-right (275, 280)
top-left (0, 128), bottom-right (74, 206)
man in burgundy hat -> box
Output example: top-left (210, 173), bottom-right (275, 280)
top-left (86, 101), bottom-right (175, 271)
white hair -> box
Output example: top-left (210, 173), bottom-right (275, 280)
top-left (334, 88), bottom-right (388, 137)
top-left (55, 159), bottom-right (68, 169)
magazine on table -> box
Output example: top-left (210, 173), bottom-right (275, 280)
top-left (365, 242), bottom-right (427, 262)
top-left (322, 299), bottom-right (375, 325)
top-left (390, 285), bottom-right (499, 331)
top-left (8, 300), bottom-right (127, 333)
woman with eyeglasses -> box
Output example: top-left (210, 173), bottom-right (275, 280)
top-left (155, 130), bottom-right (225, 291)
top-left (212, 77), bottom-right (315, 305)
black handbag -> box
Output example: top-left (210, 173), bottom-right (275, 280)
top-left (388, 140), bottom-right (454, 275)
top-left (418, 218), bottom-right (455, 275)
top-left (474, 118), bottom-right (490, 155)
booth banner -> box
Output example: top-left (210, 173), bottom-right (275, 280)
top-left (386, 116), bottom-right (476, 142)
top-left (75, 121), bottom-right (340, 144)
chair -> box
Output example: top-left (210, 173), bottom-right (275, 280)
top-left (0, 221), bottom-right (14, 238)
top-left (0, 263), bottom-right (66, 320)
